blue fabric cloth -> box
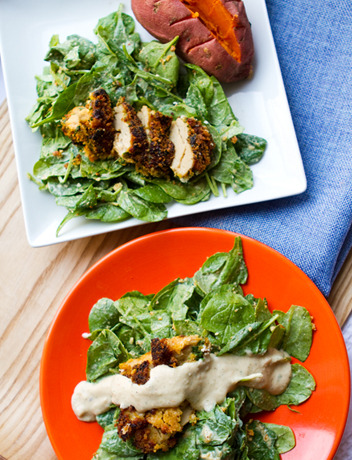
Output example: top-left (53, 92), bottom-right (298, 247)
top-left (177, 0), bottom-right (352, 297)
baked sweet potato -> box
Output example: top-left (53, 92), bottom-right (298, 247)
top-left (131, 0), bottom-right (254, 83)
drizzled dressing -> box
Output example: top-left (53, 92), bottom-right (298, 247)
top-left (72, 348), bottom-right (291, 422)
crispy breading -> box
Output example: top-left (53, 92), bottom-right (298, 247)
top-left (134, 424), bottom-right (177, 453)
top-left (166, 334), bottom-right (201, 355)
top-left (131, 359), bottom-right (151, 385)
top-left (61, 88), bottom-right (116, 161)
top-left (136, 106), bottom-right (175, 177)
top-left (117, 407), bottom-right (147, 441)
top-left (84, 88), bottom-right (116, 161)
top-left (117, 407), bottom-right (183, 453)
top-left (119, 335), bottom-right (201, 381)
top-left (186, 117), bottom-right (214, 173)
top-left (151, 337), bottom-right (178, 367)
top-left (119, 352), bottom-right (152, 381)
top-left (146, 408), bottom-right (183, 434)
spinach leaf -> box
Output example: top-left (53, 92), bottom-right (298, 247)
top-left (184, 64), bottom-right (243, 138)
top-left (113, 323), bottom-right (148, 358)
top-left (173, 318), bottom-right (203, 337)
top-left (150, 311), bottom-right (174, 339)
top-left (264, 423), bottom-right (295, 454)
top-left (274, 305), bottom-right (313, 361)
top-left (59, 203), bottom-right (130, 229)
top-left (149, 177), bottom-right (211, 205)
top-left (150, 278), bottom-right (195, 319)
top-left (137, 38), bottom-right (180, 88)
top-left (80, 155), bottom-right (127, 180)
top-left (88, 298), bottom-right (120, 333)
top-left (116, 292), bottom-right (153, 326)
top-left (32, 149), bottom-right (77, 180)
top-left (133, 184), bottom-right (172, 204)
top-left (199, 286), bottom-right (255, 343)
top-left (117, 189), bottom-right (167, 222)
top-left (96, 407), bottom-right (119, 429)
top-left (218, 314), bottom-right (280, 355)
top-left (86, 329), bottom-right (129, 381)
top-left (210, 142), bottom-right (254, 193)
top-left (115, 291), bottom-right (154, 352)
top-left (276, 363), bottom-right (316, 406)
top-left (45, 34), bottom-right (96, 71)
top-left (94, 7), bottom-right (141, 57)
top-left (148, 429), bottom-right (199, 460)
top-left (116, 291), bottom-right (152, 317)
top-left (93, 424), bottom-right (143, 459)
top-left (235, 133), bottom-right (267, 166)
top-left (245, 387), bottom-right (279, 412)
top-left (245, 420), bottom-right (280, 460)
top-left (32, 81), bottom-right (78, 127)
top-left (194, 237), bottom-right (247, 296)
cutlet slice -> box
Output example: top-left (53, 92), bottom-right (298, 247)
top-left (169, 117), bottom-right (214, 181)
top-left (84, 88), bottom-right (116, 161)
top-left (113, 98), bottom-right (148, 163)
top-left (119, 335), bottom-right (201, 384)
top-left (118, 406), bottom-right (180, 453)
top-left (136, 105), bottom-right (175, 177)
top-left (61, 88), bottom-right (115, 161)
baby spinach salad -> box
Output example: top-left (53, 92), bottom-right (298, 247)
top-left (81, 237), bottom-right (315, 459)
top-left (26, 6), bottom-right (266, 235)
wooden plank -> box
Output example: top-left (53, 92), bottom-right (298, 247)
top-left (328, 252), bottom-right (352, 326)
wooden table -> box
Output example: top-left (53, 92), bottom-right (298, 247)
top-left (0, 99), bottom-right (351, 459)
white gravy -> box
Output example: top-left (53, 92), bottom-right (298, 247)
top-left (72, 348), bottom-right (291, 422)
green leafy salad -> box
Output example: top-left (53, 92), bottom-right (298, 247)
top-left (78, 237), bottom-right (316, 459)
top-left (26, 7), bottom-right (266, 235)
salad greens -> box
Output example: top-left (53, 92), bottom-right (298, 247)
top-left (82, 237), bottom-right (315, 459)
top-left (26, 7), bottom-right (266, 235)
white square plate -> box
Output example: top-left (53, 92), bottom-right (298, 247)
top-left (0, 0), bottom-right (306, 247)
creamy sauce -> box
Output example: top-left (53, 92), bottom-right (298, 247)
top-left (72, 348), bottom-right (291, 422)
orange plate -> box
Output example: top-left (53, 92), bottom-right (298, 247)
top-left (40, 227), bottom-right (350, 459)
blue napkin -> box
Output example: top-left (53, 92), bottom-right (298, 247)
top-left (178, 0), bottom-right (352, 297)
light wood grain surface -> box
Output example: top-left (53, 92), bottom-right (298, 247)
top-left (0, 100), bottom-right (351, 459)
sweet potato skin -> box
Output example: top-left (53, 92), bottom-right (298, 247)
top-left (131, 0), bottom-right (254, 83)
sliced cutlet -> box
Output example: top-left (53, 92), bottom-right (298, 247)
top-left (83, 88), bottom-right (115, 161)
top-left (113, 98), bottom-right (148, 163)
top-left (137, 105), bottom-right (175, 178)
top-left (61, 88), bottom-right (115, 161)
top-left (169, 117), bottom-right (214, 182)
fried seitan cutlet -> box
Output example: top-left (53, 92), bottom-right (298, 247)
top-left (117, 406), bottom-right (184, 453)
top-left (113, 97), bottom-right (149, 164)
top-left (116, 335), bottom-right (201, 453)
top-left (61, 88), bottom-right (115, 161)
top-left (61, 88), bottom-right (214, 181)
top-left (136, 105), bottom-right (175, 178)
top-left (170, 116), bottom-right (214, 181)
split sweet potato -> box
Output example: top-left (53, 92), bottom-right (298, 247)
top-left (131, 0), bottom-right (254, 83)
